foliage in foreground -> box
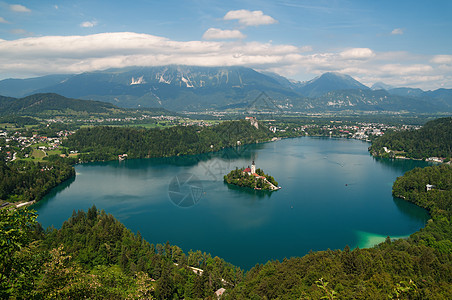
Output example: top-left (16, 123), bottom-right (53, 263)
top-left (0, 205), bottom-right (242, 299)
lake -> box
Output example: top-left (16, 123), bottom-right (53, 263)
top-left (33, 137), bottom-right (430, 270)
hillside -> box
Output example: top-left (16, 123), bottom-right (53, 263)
top-left (1, 206), bottom-right (242, 299)
top-left (313, 89), bottom-right (444, 112)
top-left (64, 119), bottom-right (273, 161)
top-left (0, 74), bottom-right (69, 98)
top-left (0, 93), bottom-right (118, 116)
top-left (369, 117), bottom-right (452, 159)
top-left (295, 72), bottom-right (370, 98)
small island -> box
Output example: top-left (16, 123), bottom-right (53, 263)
top-left (224, 161), bottom-right (281, 191)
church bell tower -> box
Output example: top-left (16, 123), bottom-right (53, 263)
top-left (251, 160), bottom-right (256, 174)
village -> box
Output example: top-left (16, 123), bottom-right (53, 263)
top-left (0, 128), bottom-right (74, 162)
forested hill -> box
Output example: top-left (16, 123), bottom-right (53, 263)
top-left (369, 117), bottom-right (452, 159)
top-left (393, 164), bottom-right (452, 219)
top-left (0, 93), bottom-right (118, 116)
top-left (64, 120), bottom-right (272, 161)
top-left (0, 159), bottom-right (75, 203)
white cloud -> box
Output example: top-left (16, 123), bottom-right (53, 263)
top-left (0, 17), bottom-right (9, 24)
top-left (203, 28), bottom-right (246, 40)
top-left (300, 45), bottom-right (313, 52)
top-left (0, 32), bottom-right (450, 90)
top-left (340, 48), bottom-right (375, 60)
top-left (379, 64), bottom-right (433, 75)
top-left (9, 4), bottom-right (31, 13)
top-left (391, 28), bottom-right (404, 35)
top-left (80, 21), bottom-right (98, 28)
top-left (431, 55), bottom-right (452, 64)
top-left (224, 10), bottom-right (277, 26)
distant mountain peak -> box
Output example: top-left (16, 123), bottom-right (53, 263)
top-left (296, 72), bottom-right (369, 98)
top-left (320, 71), bottom-right (348, 78)
top-left (371, 82), bottom-right (394, 90)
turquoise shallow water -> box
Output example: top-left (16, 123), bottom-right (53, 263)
top-left (33, 137), bottom-right (430, 270)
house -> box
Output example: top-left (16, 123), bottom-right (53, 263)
top-left (215, 288), bottom-right (226, 298)
top-left (426, 184), bottom-right (435, 191)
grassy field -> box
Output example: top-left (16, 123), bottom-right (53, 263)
top-left (32, 148), bottom-right (46, 159)
top-left (124, 123), bottom-right (165, 128)
top-left (47, 149), bottom-right (62, 156)
top-left (0, 123), bottom-right (39, 131)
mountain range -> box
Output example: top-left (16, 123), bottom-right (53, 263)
top-left (0, 65), bottom-right (451, 113)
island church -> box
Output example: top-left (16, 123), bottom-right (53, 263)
top-left (242, 160), bottom-right (281, 190)
top-left (243, 160), bottom-right (257, 175)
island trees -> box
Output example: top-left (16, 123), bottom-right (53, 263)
top-left (224, 167), bottom-right (279, 190)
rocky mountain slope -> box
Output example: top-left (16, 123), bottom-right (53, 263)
top-left (0, 66), bottom-right (450, 113)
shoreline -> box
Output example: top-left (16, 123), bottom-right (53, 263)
top-left (355, 230), bottom-right (411, 249)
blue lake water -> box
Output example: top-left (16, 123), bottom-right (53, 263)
top-left (33, 137), bottom-right (430, 270)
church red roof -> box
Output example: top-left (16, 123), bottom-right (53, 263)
top-left (244, 167), bottom-right (251, 172)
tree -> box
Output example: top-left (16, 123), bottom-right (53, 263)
top-left (316, 278), bottom-right (338, 300)
top-left (0, 207), bottom-right (37, 298)
top-left (155, 261), bottom-right (173, 299)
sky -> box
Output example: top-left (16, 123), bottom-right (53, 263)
top-left (0, 0), bottom-right (451, 90)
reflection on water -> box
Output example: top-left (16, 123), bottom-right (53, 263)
top-left (34, 137), bottom-right (431, 270)
top-left (373, 156), bottom-right (431, 173)
top-left (224, 182), bottom-right (274, 199)
top-left (31, 175), bottom-right (76, 211)
top-left (392, 197), bottom-right (431, 223)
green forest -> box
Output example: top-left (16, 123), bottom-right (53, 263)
top-left (224, 167), bottom-right (278, 190)
top-left (2, 165), bottom-right (451, 299)
top-left (369, 117), bottom-right (452, 159)
top-left (0, 158), bottom-right (75, 203)
top-left (64, 120), bottom-right (272, 161)
top-left (0, 93), bottom-right (117, 116)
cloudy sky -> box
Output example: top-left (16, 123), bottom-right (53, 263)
top-left (0, 0), bottom-right (451, 90)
